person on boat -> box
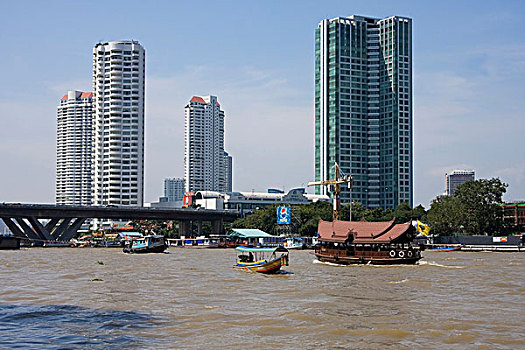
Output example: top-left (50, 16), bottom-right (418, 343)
top-left (248, 252), bottom-right (254, 262)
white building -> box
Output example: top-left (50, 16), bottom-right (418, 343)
top-left (92, 40), bottom-right (145, 207)
top-left (56, 90), bottom-right (93, 205)
top-left (195, 188), bottom-right (330, 213)
top-left (164, 177), bottom-right (185, 202)
top-left (185, 95), bottom-right (228, 193)
top-left (445, 170), bottom-right (475, 196)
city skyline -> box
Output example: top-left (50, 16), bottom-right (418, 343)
top-left (1, 1), bottom-right (524, 208)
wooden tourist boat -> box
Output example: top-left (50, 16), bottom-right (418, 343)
top-left (314, 219), bottom-right (422, 265)
top-left (233, 246), bottom-right (289, 274)
top-left (123, 235), bottom-right (167, 254)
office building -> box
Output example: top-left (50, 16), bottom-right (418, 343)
top-left (315, 15), bottom-right (413, 209)
top-left (92, 40), bottom-right (145, 207)
top-left (224, 151), bottom-right (233, 192)
top-left (56, 90), bottom-right (93, 205)
top-left (184, 95), bottom-right (227, 192)
top-left (164, 177), bottom-right (185, 202)
top-left (445, 170), bottom-right (475, 196)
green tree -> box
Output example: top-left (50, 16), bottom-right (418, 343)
top-left (453, 178), bottom-right (507, 235)
top-left (340, 201), bottom-right (365, 221)
top-left (426, 196), bottom-right (463, 236)
top-left (426, 178), bottom-right (507, 236)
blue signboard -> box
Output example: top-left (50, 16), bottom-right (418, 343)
top-left (276, 206), bottom-right (291, 225)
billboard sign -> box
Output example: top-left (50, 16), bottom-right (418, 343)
top-left (183, 192), bottom-right (194, 208)
top-left (277, 206), bottom-right (291, 225)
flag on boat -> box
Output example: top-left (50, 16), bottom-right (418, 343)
top-left (416, 220), bottom-right (431, 236)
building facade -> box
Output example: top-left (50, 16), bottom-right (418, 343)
top-left (224, 151), bottom-right (233, 192)
top-left (185, 95), bottom-right (227, 192)
top-left (445, 170), bottom-right (475, 196)
top-left (92, 40), bottom-right (145, 207)
top-left (56, 90), bottom-right (93, 205)
top-left (315, 15), bottom-right (413, 209)
top-left (164, 177), bottom-right (185, 202)
top-left (195, 188), bottom-right (330, 213)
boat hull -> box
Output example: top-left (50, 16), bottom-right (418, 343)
top-left (315, 252), bottom-right (421, 265)
top-left (233, 257), bottom-right (285, 274)
top-left (427, 246), bottom-right (461, 252)
top-left (123, 242), bottom-right (167, 254)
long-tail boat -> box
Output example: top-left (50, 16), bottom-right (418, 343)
top-left (233, 246), bottom-right (289, 273)
top-left (314, 219), bottom-right (422, 265)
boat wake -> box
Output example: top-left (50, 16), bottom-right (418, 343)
top-left (389, 278), bottom-right (409, 284)
top-left (419, 260), bottom-right (465, 269)
top-left (313, 259), bottom-right (345, 267)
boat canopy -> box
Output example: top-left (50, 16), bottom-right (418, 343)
top-left (317, 219), bottom-right (415, 244)
top-left (229, 229), bottom-right (277, 239)
top-left (235, 246), bottom-right (288, 254)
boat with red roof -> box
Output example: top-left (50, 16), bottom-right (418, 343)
top-left (314, 218), bottom-right (422, 265)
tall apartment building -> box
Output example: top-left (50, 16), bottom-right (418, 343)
top-left (315, 15), bottom-right (413, 209)
top-left (164, 177), bottom-right (185, 202)
top-left (184, 95), bottom-right (227, 192)
top-left (56, 90), bottom-right (93, 205)
top-left (224, 151), bottom-right (233, 192)
top-left (445, 170), bottom-right (475, 196)
top-left (92, 40), bottom-right (145, 207)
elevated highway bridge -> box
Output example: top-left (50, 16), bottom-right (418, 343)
top-left (0, 204), bottom-right (240, 243)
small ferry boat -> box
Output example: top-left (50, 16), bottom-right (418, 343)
top-left (166, 236), bottom-right (218, 248)
top-left (123, 235), bottom-right (167, 254)
top-left (283, 237), bottom-right (305, 250)
top-left (314, 219), bottom-right (422, 265)
top-left (233, 246), bottom-right (289, 274)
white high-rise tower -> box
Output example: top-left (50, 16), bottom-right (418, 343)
top-left (56, 90), bottom-right (93, 205)
top-left (92, 40), bottom-right (145, 207)
top-left (184, 95), bottom-right (227, 192)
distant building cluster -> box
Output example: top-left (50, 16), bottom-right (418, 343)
top-left (55, 13), bottom-right (423, 214)
top-left (163, 177), bottom-right (185, 202)
top-left (445, 170), bottom-right (475, 196)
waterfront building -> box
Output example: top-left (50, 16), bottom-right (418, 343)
top-left (194, 188), bottom-right (330, 213)
top-left (164, 177), bottom-right (185, 202)
top-left (224, 151), bottom-right (233, 192)
top-left (184, 95), bottom-right (228, 193)
top-left (92, 40), bottom-right (145, 207)
top-left (315, 15), bottom-right (413, 209)
top-left (502, 201), bottom-right (525, 233)
top-left (56, 90), bottom-right (93, 205)
top-left (445, 170), bottom-right (475, 196)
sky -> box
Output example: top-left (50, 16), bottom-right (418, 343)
top-left (0, 0), bottom-right (524, 208)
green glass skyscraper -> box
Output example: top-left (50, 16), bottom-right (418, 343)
top-left (315, 15), bottom-right (413, 209)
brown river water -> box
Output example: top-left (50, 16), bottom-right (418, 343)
top-left (0, 248), bottom-right (523, 349)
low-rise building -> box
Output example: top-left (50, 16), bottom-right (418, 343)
top-left (194, 188), bottom-right (330, 213)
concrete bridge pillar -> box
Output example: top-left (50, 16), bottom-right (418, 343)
top-left (179, 220), bottom-right (192, 236)
top-left (212, 218), bottom-right (224, 234)
top-left (197, 221), bottom-right (202, 235)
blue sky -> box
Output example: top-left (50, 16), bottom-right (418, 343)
top-left (0, 0), bottom-right (524, 208)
